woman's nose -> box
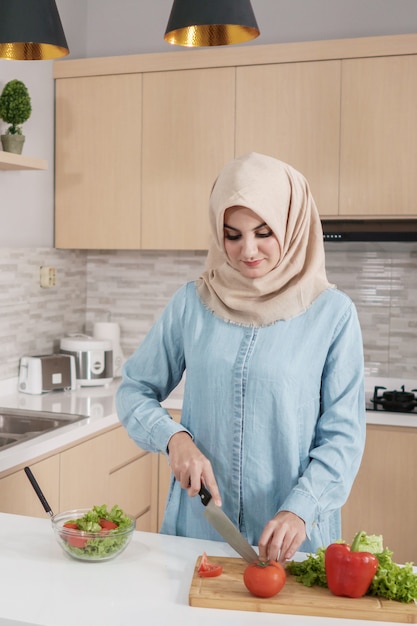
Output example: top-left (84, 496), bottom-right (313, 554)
top-left (241, 235), bottom-right (258, 258)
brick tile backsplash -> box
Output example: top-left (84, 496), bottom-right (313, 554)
top-left (0, 243), bottom-right (416, 382)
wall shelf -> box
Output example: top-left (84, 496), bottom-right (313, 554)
top-left (0, 151), bottom-right (47, 171)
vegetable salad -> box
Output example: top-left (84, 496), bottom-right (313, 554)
top-left (60, 504), bottom-right (133, 559)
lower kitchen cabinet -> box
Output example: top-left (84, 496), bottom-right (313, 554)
top-left (0, 455), bottom-right (60, 517)
top-left (341, 424), bottom-right (417, 564)
top-left (0, 425), bottom-right (158, 532)
top-left (60, 425), bottom-right (158, 531)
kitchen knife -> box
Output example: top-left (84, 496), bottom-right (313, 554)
top-left (199, 485), bottom-right (258, 563)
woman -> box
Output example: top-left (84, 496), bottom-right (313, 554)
top-left (116, 152), bottom-right (365, 562)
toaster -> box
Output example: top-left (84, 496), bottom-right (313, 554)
top-left (18, 354), bottom-right (77, 395)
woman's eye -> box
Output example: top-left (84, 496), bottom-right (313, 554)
top-left (224, 232), bottom-right (241, 241)
top-left (256, 229), bottom-right (273, 238)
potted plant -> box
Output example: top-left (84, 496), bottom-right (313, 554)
top-left (0, 79), bottom-right (32, 154)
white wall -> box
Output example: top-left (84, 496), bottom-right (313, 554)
top-left (1, 0), bottom-right (417, 248)
top-left (0, 61), bottom-right (54, 247)
top-left (57, 0), bottom-right (87, 59)
top-left (0, 1), bottom-right (86, 248)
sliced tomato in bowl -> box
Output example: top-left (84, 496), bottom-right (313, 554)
top-left (62, 522), bottom-right (88, 549)
top-left (197, 552), bottom-right (223, 578)
top-left (99, 518), bottom-right (118, 530)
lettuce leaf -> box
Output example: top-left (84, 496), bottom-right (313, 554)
top-left (286, 548), bottom-right (328, 587)
top-left (355, 532), bottom-right (384, 554)
top-left (370, 549), bottom-right (417, 603)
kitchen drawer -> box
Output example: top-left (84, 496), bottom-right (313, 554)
top-left (135, 509), bottom-right (152, 532)
top-left (107, 425), bottom-right (146, 468)
top-left (109, 453), bottom-right (156, 528)
top-left (60, 431), bottom-right (110, 509)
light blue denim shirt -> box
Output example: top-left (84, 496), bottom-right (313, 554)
top-left (116, 282), bottom-right (365, 553)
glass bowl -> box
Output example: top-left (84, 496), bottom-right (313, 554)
top-left (51, 508), bottom-right (135, 562)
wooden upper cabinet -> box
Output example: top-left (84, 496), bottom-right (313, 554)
top-left (340, 55), bottom-right (417, 217)
top-left (235, 61), bottom-right (341, 217)
top-left (55, 74), bottom-right (142, 249)
top-left (141, 67), bottom-right (235, 250)
top-left (53, 37), bottom-right (417, 249)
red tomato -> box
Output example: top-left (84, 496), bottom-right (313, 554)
top-left (99, 518), bottom-right (118, 530)
top-left (66, 535), bottom-right (88, 549)
top-left (62, 522), bottom-right (88, 549)
top-left (243, 560), bottom-right (286, 598)
top-left (197, 552), bottom-right (223, 578)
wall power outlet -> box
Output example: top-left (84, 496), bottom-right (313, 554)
top-left (40, 266), bottom-right (57, 288)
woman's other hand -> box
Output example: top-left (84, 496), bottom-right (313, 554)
top-left (167, 431), bottom-right (222, 506)
top-left (258, 510), bottom-right (306, 563)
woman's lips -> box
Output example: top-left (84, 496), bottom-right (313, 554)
top-left (243, 259), bottom-right (263, 267)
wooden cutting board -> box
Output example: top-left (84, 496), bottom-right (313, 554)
top-left (189, 556), bottom-right (417, 623)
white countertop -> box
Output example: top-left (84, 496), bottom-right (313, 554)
top-left (0, 375), bottom-right (415, 475)
top-left (364, 410), bottom-right (417, 427)
top-left (0, 512), bottom-right (404, 626)
top-left (0, 379), bottom-right (119, 474)
top-left (0, 377), bottom-right (183, 474)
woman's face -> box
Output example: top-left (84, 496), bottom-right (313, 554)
top-left (223, 206), bottom-right (281, 279)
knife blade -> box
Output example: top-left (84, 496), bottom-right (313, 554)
top-left (199, 485), bottom-right (258, 563)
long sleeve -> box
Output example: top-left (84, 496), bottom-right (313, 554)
top-left (116, 284), bottom-right (191, 455)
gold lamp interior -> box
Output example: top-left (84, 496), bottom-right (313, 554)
top-left (164, 0), bottom-right (260, 47)
top-left (0, 0), bottom-right (69, 61)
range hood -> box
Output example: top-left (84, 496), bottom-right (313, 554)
top-left (321, 219), bottom-right (417, 242)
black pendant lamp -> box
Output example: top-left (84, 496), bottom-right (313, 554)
top-left (0, 0), bottom-right (69, 61)
top-left (164, 0), bottom-right (260, 47)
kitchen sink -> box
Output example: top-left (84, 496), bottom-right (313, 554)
top-left (0, 407), bottom-right (87, 452)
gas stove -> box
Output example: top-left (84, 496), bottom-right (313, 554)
top-left (365, 377), bottom-right (417, 414)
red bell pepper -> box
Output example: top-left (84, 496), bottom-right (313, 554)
top-left (325, 531), bottom-right (378, 598)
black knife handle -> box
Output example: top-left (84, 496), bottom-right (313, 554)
top-left (198, 484), bottom-right (212, 507)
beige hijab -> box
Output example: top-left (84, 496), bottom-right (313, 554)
top-left (196, 152), bottom-right (333, 326)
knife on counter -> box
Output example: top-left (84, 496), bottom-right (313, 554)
top-left (198, 485), bottom-right (258, 563)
